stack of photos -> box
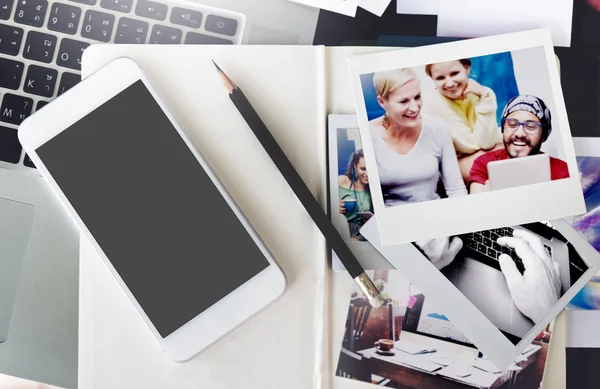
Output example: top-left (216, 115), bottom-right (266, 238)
top-left (328, 113), bottom-right (600, 369)
top-left (335, 270), bottom-right (554, 389)
top-left (330, 30), bottom-right (600, 371)
top-left (348, 29), bottom-right (585, 246)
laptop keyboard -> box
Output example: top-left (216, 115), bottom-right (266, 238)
top-left (462, 227), bottom-right (553, 275)
top-left (0, 0), bottom-right (244, 169)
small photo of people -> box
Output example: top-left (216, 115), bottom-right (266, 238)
top-left (334, 127), bottom-right (374, 241)
top-left (358, 46), bottom-right (570, 208)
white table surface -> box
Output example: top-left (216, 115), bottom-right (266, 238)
top-left (77, 44), bottom-right (568, 389)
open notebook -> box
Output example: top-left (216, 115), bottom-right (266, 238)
top-left (79, 40), bottom-right (579, 387)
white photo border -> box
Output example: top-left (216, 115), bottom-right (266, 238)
top-left (348, 29), bottom-right (585, 247)
top-left (573, 137), bottom-right (600, 157)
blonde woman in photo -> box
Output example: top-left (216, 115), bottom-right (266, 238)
top-left (422, 59), bottom-right (504, 182)
top-left (369, 67), bottom-right (466, 268)
top-left (369, 67), bottom-right (467, 207)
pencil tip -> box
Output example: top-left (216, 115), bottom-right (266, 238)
top-left (213, 60), bottom-right (237, 93)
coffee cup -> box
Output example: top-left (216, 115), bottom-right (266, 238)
top-left (374, 338), bottom-right (394, 352)
top-left (343, 199), bottom-right (357, 213)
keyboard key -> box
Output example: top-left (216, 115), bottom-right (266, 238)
top-left (81, 10), bottom-right (114, 42)
top-left (493, 242), bottom-right (501, 252)
top-left (23, 64), bottom-right (57, 97)
top-left (506, 227), bottom-right (514, 236)
top-left (501, 247), bottom-right (510, 255)
top-left (487, 247), bottom-right (496, 258)
top-left (467, 239), bottom-right (477, 250)
top-left (497, 229), bottom-right (505, 237)
top-left (491, 232), bottom-right (499, 241)
top-left (474, 233), bottom-right (483, 243)
top-left (481, 230), bottom-right (490, 238)
top-left (100, 0), bottom-right (132, 13)
top-left (1, 0), bottom-right (14, 20)
top-left (23, 154), bottom-right (35, 168)
top-left (14, 0), bottom-right (48, 28)
top-left (510, 250), bottom-right (519, 260)
top-left (0, 24), bottom-right (24, 55)
top-left (35, 100), bottom-right (47, 110)
top-left (149, 24), bottom-right (181, 44)
top-left (477, 243), bottom-right (486, 254)
top-left (170, 7), bottom-right (201, 29)
top-left (135, 0), bottom-right (166, 20)
top-left (48, 2), bottom-right (81, 35)
top-left (0, 57), bottom-right (24, 89)
top-left (56, 38), bottom-right (88, 70)
top-left (57, 72), bottom-right (79, 95)
top-left (23, 30), bottom-right (56, 63)
top-left (69, 0), bottom-right (95, 5)
top-left (0, 126), bottom-right (22, 163)
top-left (483, 237), bottom-right (491, 247)
top-left (114, 17), bottom-right (147, 43)
top-left (0, 93), bottom-right (32, 124)
top-left (184, 32), bottom-right (232, 44)
top-left (204, 14), bottom-right (237, 37)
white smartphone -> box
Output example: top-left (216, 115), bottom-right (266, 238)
top-left (18, 57), bottom-right (286, 362)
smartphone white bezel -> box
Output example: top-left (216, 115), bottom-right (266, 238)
top-left (18, 57), bottom-right (286, 363)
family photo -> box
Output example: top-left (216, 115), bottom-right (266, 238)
top-left (349, 31), bottom-right (585, 246)
top-left (359, 49), bottom-right (569, 207)
top-left (336, 270), bottom-right (554, 389)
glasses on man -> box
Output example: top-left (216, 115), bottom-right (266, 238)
top-left (502, 118), bottom-right (542, 135)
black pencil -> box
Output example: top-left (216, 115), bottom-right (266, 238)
top-left (213, 60), bottom-right (383, 308)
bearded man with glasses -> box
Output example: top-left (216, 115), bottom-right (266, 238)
top-left (468, 95), bottom-right (570, 194)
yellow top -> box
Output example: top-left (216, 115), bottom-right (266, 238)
top-left (421, 87), bottom-right (502, 156)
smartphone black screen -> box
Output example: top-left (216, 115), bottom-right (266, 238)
top-left (37, 80), bottom-right (270, 338)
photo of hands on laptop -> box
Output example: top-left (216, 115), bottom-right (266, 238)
top-left (421, 221), bottom-right (588, 343)
top-left (357, 48), bottom-right (569, 208)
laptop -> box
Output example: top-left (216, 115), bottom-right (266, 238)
top-left (443, 222), bottom-right (586, 342)
top-left (0, 0), bottom-right (320, 387)
top-left (487, 153), bottom-right (551, 191)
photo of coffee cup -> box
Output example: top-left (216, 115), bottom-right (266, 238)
top-left (343, 199), bottom-right (358, 213)
top-left (374, 338), bottom-right (394, 352)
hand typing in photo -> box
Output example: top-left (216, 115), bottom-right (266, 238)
top-left (416, 236), bottom-right (464, 270)
top-left (497, 229), bottom-right (561, 323)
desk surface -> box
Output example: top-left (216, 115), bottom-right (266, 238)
top-left (74, 44), bottom-right (570, 389)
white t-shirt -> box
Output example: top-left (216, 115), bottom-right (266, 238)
top-left (370, 118), bottom-right (467, 207)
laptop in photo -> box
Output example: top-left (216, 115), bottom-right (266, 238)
top-left (488, 154), bottom-right (551, 191)
top-left (444, 222), bottom-right (586, 341)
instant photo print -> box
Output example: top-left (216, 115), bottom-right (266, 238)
top-left (348, 29), bottom-right (585, 246)
top-left (336, 270), bottom-right (555, 388)
top-left (328, 114), bottom-right (394, 271)
top-left (360, 217), bottom-right (600, 370)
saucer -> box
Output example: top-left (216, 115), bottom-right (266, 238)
top-left (375, 348), bottom-right (395, 356)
